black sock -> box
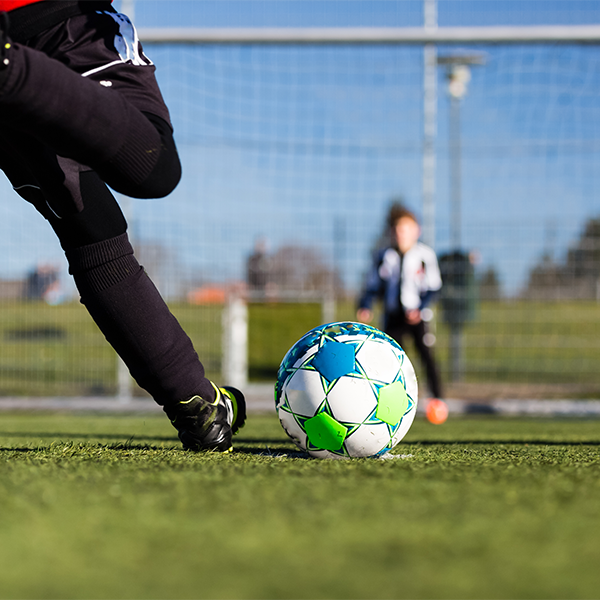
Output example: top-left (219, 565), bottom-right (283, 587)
top-left (65, 233), bottom-right (215, 405)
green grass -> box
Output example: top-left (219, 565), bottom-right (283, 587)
top-left (0, 301), bottom-right (224, 396)
top-left (1, 412), bottom-right (600, 599)
top-left (0, 301), bottom-right (114, 396)
top-left (337, 300), bottom-right (600, 392)
top-left (248, 302), bottom-right (324, 380)
top-left (448, 301), bottom-right (600, 384)
top-left (0, 300), bottom-right (324, 394)
top-left (1, 299), bottom-right (600, 396)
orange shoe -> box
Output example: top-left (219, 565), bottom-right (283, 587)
top-left (426, 398), bottom-right (448, 424)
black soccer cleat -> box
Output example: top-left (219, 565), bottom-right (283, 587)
top-left (0, 11), bottom-right (11, 70)
top-left (165, 383), bottom-right (246, 453)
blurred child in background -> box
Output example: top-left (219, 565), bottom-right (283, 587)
top-left (357, 203), bottom-right (447, 423)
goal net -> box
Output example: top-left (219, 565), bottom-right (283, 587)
top-left (0, 18), bottom-right (599, 401)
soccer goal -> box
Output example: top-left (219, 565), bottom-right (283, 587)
top-left (134, 21), bottom-right (600, 403)
top-left (1, 6), bottom-right (600, 406)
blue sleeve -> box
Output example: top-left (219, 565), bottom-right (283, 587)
top-left (419, 289), bottom-right (440, 310)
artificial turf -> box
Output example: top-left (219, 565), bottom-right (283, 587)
top-left (0, 412), bottom-right (599, 599)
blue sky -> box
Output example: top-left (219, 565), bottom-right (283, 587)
top-left (128, 1), bottom-right (600, 28)
top-left (0, 0), bottom-right (599, 297)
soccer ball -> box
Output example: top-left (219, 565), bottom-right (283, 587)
top-left (275, 321), bottom-right (418, 459)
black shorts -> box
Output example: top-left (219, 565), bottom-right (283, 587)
top-left (0, 1), bottom-right (173, 225)
top-left (8, 0), bottom-right (170, 123)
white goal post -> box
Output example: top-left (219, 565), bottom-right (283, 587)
top-left (136, 24), bottom-right (600, 393)
top-left (108, 20), bottom-right (600, 399)
top-left (138, 25), bottom-right (600, 45)
top-left (117, 23), bottom-right (600, 398)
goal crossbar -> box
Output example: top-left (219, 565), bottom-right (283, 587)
top-left (138, 25), bottom-right (600, 44)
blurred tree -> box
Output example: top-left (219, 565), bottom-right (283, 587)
top-left (478, 266), bottom-right (502, 300)
top-left (269, 245), bottom-right (343, 296)
top-left (523, 217), bottom-right (600, 299)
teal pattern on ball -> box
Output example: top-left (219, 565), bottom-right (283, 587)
top-left (275, 321), bottom-right (418, 458)
top-left (275, 321), bottom-right (405, 408)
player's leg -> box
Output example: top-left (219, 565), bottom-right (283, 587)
top-left (384, 310), bottom-right (408, 353)
top-left (0, 6), bottom-right (179, 200)
top-left (0, 5), bottom-right (246, 449)
top-left (409, 320), bottom-right (447, 423)
top-left (410, 321), bottom-right (443, 399)
top-left (0, 137), bottom-right (245, 451)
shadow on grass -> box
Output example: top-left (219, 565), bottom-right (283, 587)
top-left (0, 442), bottom-right (307, 458)
top-left (408, 439), bottom-right (600, 446)
top-left (0, 430), bottom-right (176, 442)
top-left (0, 431), bottom-right (290, 443)
top-left (235, 445), bottom-right (309, 458)
top-left (0, 431), bottom-right (302, 456)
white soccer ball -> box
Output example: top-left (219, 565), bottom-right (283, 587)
top-left (275, 321), bottom-right (418, 459)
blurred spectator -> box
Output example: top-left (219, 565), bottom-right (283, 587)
top-left (247, 237), bottom-right (272, 296)
top-left (23, 263), bottom-right (62, 303)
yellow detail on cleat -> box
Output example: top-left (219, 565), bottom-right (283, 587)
top-left (169, 394), bottom-right (214, 425)
top-left (179, 393), bottom-right (219, 407)
top-left (179, 396), bottom-right (199, 405)
top-left (209, 381), bottom-right (223, 405)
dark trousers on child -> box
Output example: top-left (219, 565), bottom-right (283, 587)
top-left (385, 310), bottom-right (443, 399)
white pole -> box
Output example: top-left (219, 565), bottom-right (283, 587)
top-left (222, 294), bottom-right (248, 389)
top-left (116, 358), bottom-right (133, 403)
top-left (422, 0), bottom-right (437, 249)
top-left (121, 0), bottom-right (135, 20)
top-left (321, 294), bottom-right (336, 325)
top-left (138, 25), bottom-right (600, 44)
